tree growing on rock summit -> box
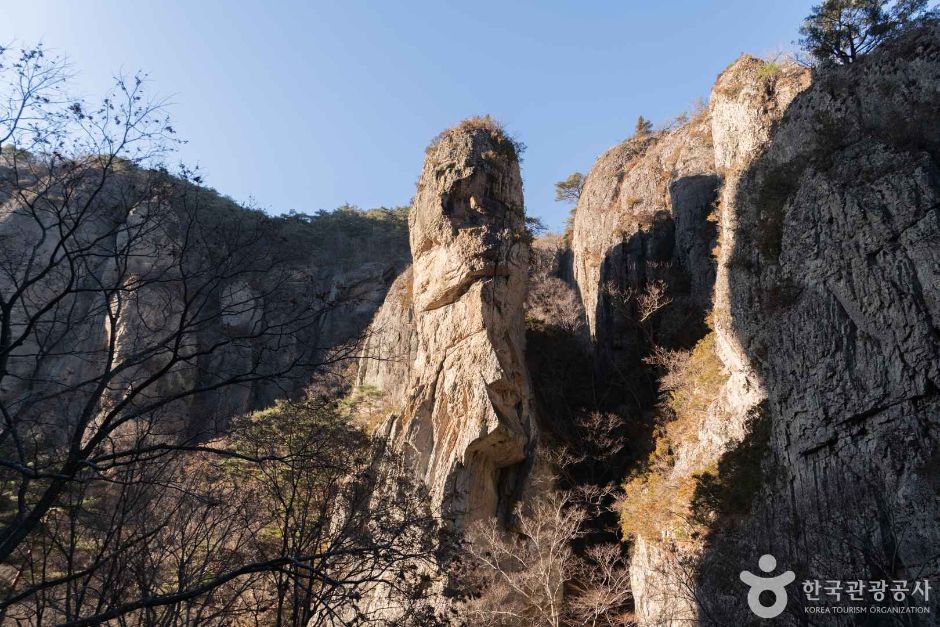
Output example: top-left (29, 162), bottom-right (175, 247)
top-left (554, 171), bottom-right (585, 204)
top-left (799, 0), bottom-right (938, 63)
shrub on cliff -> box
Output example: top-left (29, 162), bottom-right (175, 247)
top-left (634, 115), bottom-right (654, 137)
top-left (427, 115), bottom-right (526, 162)
top-left (619, 333), bottom-right (726, 542)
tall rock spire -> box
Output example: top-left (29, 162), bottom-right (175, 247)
top-left (359, 117), bottom-right (535, 525)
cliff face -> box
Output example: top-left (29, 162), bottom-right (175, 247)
top-left (704, 26), bottom-right (940, 623)
top-left (358, 119), bottom-right (535, 524)
top-left (0, 169), bottom-right (408, 441)
top-left (355, 266), bottom-right (417, 412)
top-left (570, 110), bottom-right (717, 347)
top-left (570, 26), bottom-right (940, 625)
top-left (620, 56), bottom-right (813, 626)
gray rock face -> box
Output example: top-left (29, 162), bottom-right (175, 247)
top-left (358, 120), bottom-right (535, 524)
top-left (572, 27), bottom-right (940, 625)
top-left (0, 167), bottom-right (407, 442)
top-left (702, 26), bottom-right (940, 624)
top-left (709, 56), bottom-right (810, 173)
top-left (570, 112), bottom-right (717, 346)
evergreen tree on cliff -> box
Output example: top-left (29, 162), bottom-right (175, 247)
top-left (799, 0), bottom-right (938, 63)
top-left (554, 172), bottom-right (584, 204)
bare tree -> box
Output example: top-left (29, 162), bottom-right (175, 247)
top-left (569, 544), bottom-right (632, 627)
top-left (643, 345), bottom-right (691, 393)
top-left (605, 280), bottom-right (672, 327)
top-left (0, 395), bottom-right (440, 626)
top-left (0, 44), bottom-right (439, 625)
top-left (458, 483), bottom-right (633, 627)
top-left (526, 275), bottom-right (585, 335)
top-left (461, 490), bottom-right (584, 627)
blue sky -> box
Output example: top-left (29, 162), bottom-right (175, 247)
top-left (8, 1), bottom-right (815, 231)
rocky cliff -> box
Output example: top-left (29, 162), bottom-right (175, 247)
top-left (571, 25), bottom-right (940, 625)
top-left (357, 118), bottom-right (535, 525)
top-left (570, 108), bottom-right (717, 348)
top-left (702, 26), bottom-right (940, 624)
top-left (0, 165), bottom-right (409, 442)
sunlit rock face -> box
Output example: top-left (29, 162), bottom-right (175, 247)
top-left (623, 54), bottom-right (812, 627)
top-left (571, 25), bottom-right (940, 625)
top-left (569, 110), bottom-right (716, 347)
top-left (359, 119), bottom-right (535, 525)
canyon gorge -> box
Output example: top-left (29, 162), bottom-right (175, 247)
top-left (1, 19), bottom-right (939, 627)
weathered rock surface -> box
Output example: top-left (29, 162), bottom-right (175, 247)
top-left (572, 27), bottom-right (940, 625)
top-left (570, 111), bottom-right (717, 346)
top-left (355, 266), bottom-right (417, 412)
top-left (700, 26), bottom-right (940, 624)
top-left (0, 166), bottom-right (408, 441)
top-left (565, 52), bottom-right (811, 626)
top-left (358, 120), bottom-right (535, 524)
top-left (709, 56), bottom-right (810, 173)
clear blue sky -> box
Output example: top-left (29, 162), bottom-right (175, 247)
top-left (9, 1), bottom-right (815, 231)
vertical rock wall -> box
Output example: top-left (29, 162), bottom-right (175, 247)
top-left (0, 169), bottom-right (407, 443)
top-left (569, 112), bottom-right (717, 346)
top-left (572, 27), bottom-right (940, 626)
top-left (701, 27), bottom-right (940, 623)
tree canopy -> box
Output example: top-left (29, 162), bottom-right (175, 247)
top-left (799, 0), bottom-right (937, 63)
top-left (554, 172), bottom-right (585, 204)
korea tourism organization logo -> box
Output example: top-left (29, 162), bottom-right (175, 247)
top-left (740, 554), bottom-right (932, 619)
top-left (740, 554), bottom-right (795, 618)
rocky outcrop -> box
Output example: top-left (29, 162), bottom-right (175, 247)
top-left (699, 26), bottom-right (940, 623)
top-left (355, 266), bottom-right (417, 412)
top-left (563, 51), bottom-right (811, 626)
top-left (570, 111), bottom-right (717, 346)
top-left (358, 118), bottom-right (535, 524)
top-left (0, 166), bottom-right (408, 442)
top-left (709, 56), bottom-right (810, 173)
top-left (572, 27), bottom-right (940, 626)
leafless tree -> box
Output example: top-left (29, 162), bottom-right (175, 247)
top-left (461, 490), bottom-right (584, 627)
top-left (569, 544), bottom-right (632, 627)
top-left (0, 44), bottom-right (439, 625)
top-left (605, 279), bottom-right (672, 333)
top-left (643, 346), bottom-right (691, 393)
top-left (526, 237), bottom-right (586, 337)
top-left (458, 471), bottom-right (631, 627)
top-left (527, 275), bottom-right (585, 335)
top-left (1, 397), bottom-right (440, 626)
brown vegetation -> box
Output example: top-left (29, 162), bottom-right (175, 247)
top-left (0, 44), bottom-right (437, 626)
top-left (619, 333), bottom-right (726, 543)
top-left (426, 115), bottom-right (526, 162)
